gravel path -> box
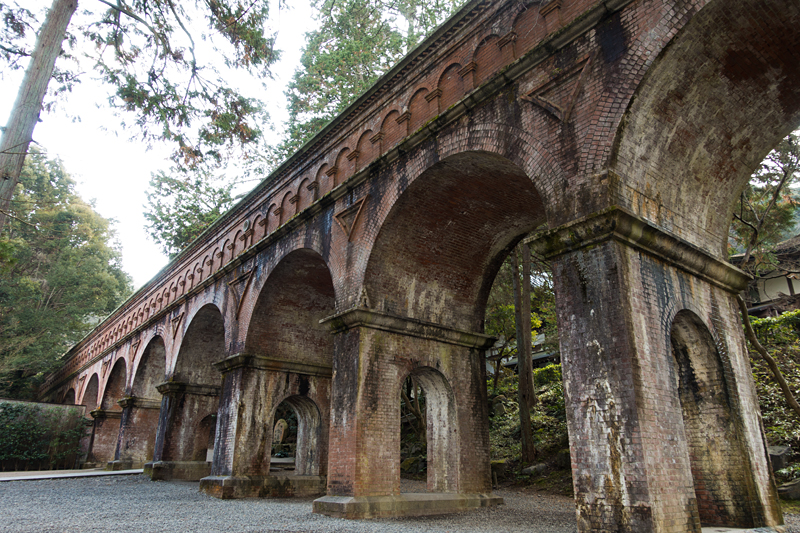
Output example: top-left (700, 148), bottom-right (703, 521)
top-left (0, 474), bottom-right (796, 533)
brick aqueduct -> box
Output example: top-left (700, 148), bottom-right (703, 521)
top-left (39, 0), bottom-right (798, 530)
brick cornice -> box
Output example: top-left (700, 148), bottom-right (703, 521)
top-left (117, 396), bottom-right (161, 409)
top-left (213, 354), bottom-right (333, 378)
top-left (526, 206), bottom-right (750, 294)
top-left (90, 408), bottom-right (123, 419)
top-left (155, 381), bottom-right (221, 397)
top-left (320, 308), bottom-right (496, 350)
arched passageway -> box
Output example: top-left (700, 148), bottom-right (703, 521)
top-left (148, 305), bottom-right (224, 481)
top-left (201, 249), bottom-right (334, 499)
top-left (112, 337), bottom-right (166, 469)
top-left (669, 311), bottom-right (760, 528)
top-left (399, 367), bottom-right (459, 494)
top-left (61, 388), bottom-right (75, 405)
top-left (89, 359), bottom-right (126, 465)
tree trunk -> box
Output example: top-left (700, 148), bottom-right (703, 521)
top-left (512, 247), bottom-right (537, 463)
top-left (0, 0), bottom-right (77, 232)
top-left (520, 242), bottom-right (538, 409)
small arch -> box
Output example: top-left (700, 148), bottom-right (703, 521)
top-left (356, 130), bottom-right (377, 170)
top-left (334, 147), bottom-right (352, 186)
top-left (317, 164), bottom-right (332, 197)
top-left (279, 191), bottom-right (294, 225)
top-left (381, 110), bottom-right (404, 151)
top-left (512, 6), bottom-right (545, 54)
top-left (408, 88), bottom-right (432, 133)
top-left (399, 367), bottom-right (458, 493)
top-left (270, 395), bottom-right (322, 476)
top-left (669, 310), bottom-right (759, 528)
top-left (437, 63), bottom-right (466, 112)
top-left (266, 204), bottom-right (278, 235)
top-left (193, 414), bottom-right (217, 462)
top-left (82, 374), bottom-right (99, 413)
top-left (101, 359), bottom-right (127, 411)
top-left (232, 230), bottom-right (243, 256)
top-left (473, 34), bottom-right (502, 86)
top-left (62, 388), bottom-right (76, 405)
top-left (297, 178), bottom-right (313, 212)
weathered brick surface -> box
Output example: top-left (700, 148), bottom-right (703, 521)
top-left (38, 0), bottom-right (797, 529)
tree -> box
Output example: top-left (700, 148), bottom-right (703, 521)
top-left (0, 0), bottom-right (280, 232)
top-left (0, 150), bottom-right (132, 399)
top-left (144, 169), bottom-right (238, 258)
top-left (272, 0), bottom-right (464, 162)
top-left (729, 131), bottom-right (800, 420)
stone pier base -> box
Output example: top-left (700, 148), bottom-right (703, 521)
top-left (144, 460), bottom-right (211, 481)
top-left (200, 474), bottom-right (326, 499)
top-left (106, 460), bottom-right (134, 471)
top-left (312, 493), bottom-right (503, 519)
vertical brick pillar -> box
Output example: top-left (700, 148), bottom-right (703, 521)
top-left (529, 207), bottom-right (782, 533)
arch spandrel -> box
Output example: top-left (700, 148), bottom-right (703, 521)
top-left (604, 0), bottom-right (800, 256)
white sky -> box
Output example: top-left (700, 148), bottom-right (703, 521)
top-left (0, 1), bottom-right (315, 289)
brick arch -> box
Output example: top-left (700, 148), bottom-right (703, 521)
top-left (297, 178), bottom-right (313, 212)
top-left (334, 147), bottom-right (352, 185)
top-left (437, 63), bottom-right (467, 112)
top-left (668, 309), bottom-right (762, 528)
top-left (512, 4), bottom-right (545, 54)
top-left (279, 191), bottom-right (294, 225)
top-left (381, 109), bottom-right (404, 151)
top-left (243, 247), bottom-right (335, 368)
top-left (130, 335), bottom-right (167, 399)
top-left (472, 34), bottom-right (502, 86)
top-left (407, 87), bottom-right (432, 133)
top-left (316, 163), bottom-right (332, 197)
top-left (80, 373), bottom-right (100, 412)
top-left (62, 387), bottom-right (76, 405)
top-left (101, 358), bottom-right (127, 411)
top-left (355, 129), bottom-right (377, 171)
top-left (269, 394), bottom-right (324, 476)
top-left (362, 149), bottom-right (548, 332)
top-left (607, 0), bottom-right (800, 256)
top-left (170, 303), bottom-right (225, 385)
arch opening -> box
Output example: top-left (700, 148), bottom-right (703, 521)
top-left (363, 150), bottom-right (548, 333)
top-left (669, 310), bottom-right (759, 528)
top-left (269, 395), bottom-right (322, 476)
top-left (245, 249), bottom-right (335, 367)
top-left (399, 367), bottom-right (459, 493)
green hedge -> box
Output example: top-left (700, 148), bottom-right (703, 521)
top-left (750, 309), bottom-right (800, 345)
top-left (0, 401), bottom-right (86, 471)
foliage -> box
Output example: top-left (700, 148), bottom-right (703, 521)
top-left (730, 132), bottom-right (800, 275)
top-left (270, 0), bottom-right (464, 164)
top-left (487, 369), bottom-right (568, 467)
top-left (746, 311), bottom-right (800, 480)
top-left (0, 0), bottom-right (280, 170)
top-left (0, 401), bottom-right (85, 471)
top-left (144, 169), bottom-right (239, 257)
top-left (0, 151), bottom-right (132, 398)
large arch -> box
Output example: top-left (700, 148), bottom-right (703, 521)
top-left (610, 0), bottom-right (800, 255)
top-left (202, 249), bottom-right (334, 499)
top-left (319, 150), bottom-right (545, 514)
top-left (148, 304), bottom-right (224, 481)
top-left (80, 374), bottom-right (99, 413)
top-left (113, 336), bottom-right (167, 469)
top-left (362, 150), bottom-right (548, 332)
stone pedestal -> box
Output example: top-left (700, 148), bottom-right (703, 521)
top-left (314, 308), bottom-right (503, 518)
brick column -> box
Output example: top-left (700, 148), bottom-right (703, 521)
top-left (528, 207), bottom-right (782, 533)
top-left (313, 308), bottom-right (502, 518)
top-left (145, 381), bottom-right (220, 481)
top-left (200, 354), bottom-right (331, 499)
top-left (108, 396), bottom-right (161, 470)
top-left (87, 409), bottom-right (122, 465)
